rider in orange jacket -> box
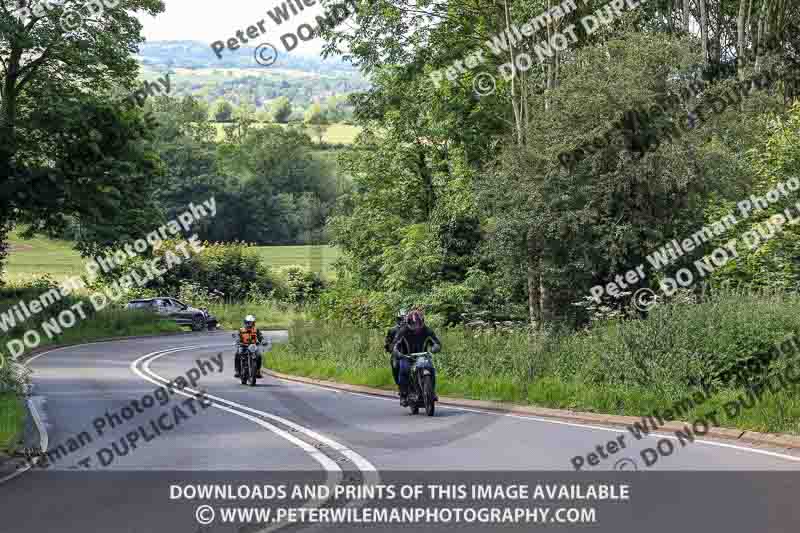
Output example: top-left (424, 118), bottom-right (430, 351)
top-left (235, 314), bottom-right (264, 378)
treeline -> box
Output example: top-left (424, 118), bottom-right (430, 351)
top-left (0, 1), bottom-right (348, 281)
top-left (54, 95), bottom-right (347, 247)
top-left (312, 0), bottom-right (800, 328)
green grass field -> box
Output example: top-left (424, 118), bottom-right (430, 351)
top-left (3, 230), bottom-right (84, 283)
top-left (252, 245), bottom-right (340, 277)
top-left (3, 230), bottom-right (340, 282)
top-left (212, 122), bottom-right (361, 144)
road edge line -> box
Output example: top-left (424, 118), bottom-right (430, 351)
top-left (267, 370), bottom-right (800, 453)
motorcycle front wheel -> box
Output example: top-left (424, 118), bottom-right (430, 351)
top-left (240, 356), bottom-right (248, 385)
top-left (422, 374), bottom-right (435, 416)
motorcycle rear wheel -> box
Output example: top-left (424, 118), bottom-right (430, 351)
top-left (422, 375), bottom-right (435, 416)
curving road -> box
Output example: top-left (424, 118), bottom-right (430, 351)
top-left (2, 332), bottom-right (800, 532)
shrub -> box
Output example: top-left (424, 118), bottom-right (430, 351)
top-left (274, 265), bottom-right (326, 305)
top-left (88, 240), bottom-right (278, 304)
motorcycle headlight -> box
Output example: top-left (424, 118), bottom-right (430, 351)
top-left (248, 345), bottom-right (257, 353)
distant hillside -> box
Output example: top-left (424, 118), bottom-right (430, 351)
top-left (137, 40), bottom-right (357, 74)
top-left (136, 40), bottom-right (369, 117)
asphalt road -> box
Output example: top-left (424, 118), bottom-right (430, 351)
top-left (3, 333), bottom-right (800, 532)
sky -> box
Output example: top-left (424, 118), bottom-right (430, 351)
top-left (137, 0), bottom-right (341, 56)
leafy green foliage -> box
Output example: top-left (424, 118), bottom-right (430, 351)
top-left (270, 96), bottom-right (292, 124)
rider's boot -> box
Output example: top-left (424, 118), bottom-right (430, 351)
top-left (399, 386), bottom-right (409, 406)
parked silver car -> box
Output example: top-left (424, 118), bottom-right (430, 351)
top-left (125, 297), bottom-right (218, 331)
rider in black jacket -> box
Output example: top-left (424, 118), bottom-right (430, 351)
top-left (391, 309), bottom-right (441, 406)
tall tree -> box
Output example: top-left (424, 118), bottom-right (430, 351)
top-left (0, 0), bottom-right (167, 265)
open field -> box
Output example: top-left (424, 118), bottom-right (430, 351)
top-left (3, 231), bottom-right (84, 283)
top-left (251, 245), bottom-right (340, 277)
top-left (3, 231), bottom-right (340, 282)
top-left (212, 122), bottom-right (361, 144)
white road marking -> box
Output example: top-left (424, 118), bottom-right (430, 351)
top-left (132, 345), bottom-right (345, 472)
top-left (272, 374), bottom-right (800, 465)
top-left (133, 345), bottom-right (380, 532)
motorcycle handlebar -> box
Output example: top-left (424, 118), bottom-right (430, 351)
top-left (400, 352), bottom-right (432, 358)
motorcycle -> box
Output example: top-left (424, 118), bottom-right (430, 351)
top-left (401, 351), bottom-right (437, 416)
top-left (232, 334), bottom-right (269, 387)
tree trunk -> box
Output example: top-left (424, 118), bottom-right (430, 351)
top-left (0, 48), bottom-right (22, 181)
top-left (526, 231), bottom-right (541, 329)
top-left (682, 0), bottom-right (690, 32)
top-left (416, 149), bottom-right (434, 219)
top-left (699, 0), bottom-right (709, 65)
top-left (539, 260), bottom-right (554, 323)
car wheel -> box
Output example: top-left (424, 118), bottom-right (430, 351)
top-left (191, 315), bottom-right (206, 331)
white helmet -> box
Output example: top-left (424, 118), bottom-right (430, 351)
top-left (244, 315), bottom-right (256, 328)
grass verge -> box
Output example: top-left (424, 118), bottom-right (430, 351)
top-left (0, 393), bottom-right (24, 455)
top-left (269, 290), bottom-right (800, 436)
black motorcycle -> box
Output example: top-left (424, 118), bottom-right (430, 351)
top-left (401, 351), bottom-right (437, 416)
top-left (232, 334), bottom-right (267, 387)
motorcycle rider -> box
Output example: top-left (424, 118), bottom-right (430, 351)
top-left (385, 309), bottom-right (407, 386)
top-left (235, 314), bottom-right (264, 379)
top-left (391, 309), bottom-right (441, 406)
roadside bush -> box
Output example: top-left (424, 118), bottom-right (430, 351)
top-left (273, 265), bottom-right (326, 305)
top-left (553, 289), bottom-right (800, 392)
top-left (189, 242), bottom-right (275, 300)
top-left (310, 274), bottom-right (506, 329)
top-left (89, 240), bottom-right (278, 303)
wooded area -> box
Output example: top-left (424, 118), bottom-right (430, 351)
top-left (315, 0), bottom-right (800, 327)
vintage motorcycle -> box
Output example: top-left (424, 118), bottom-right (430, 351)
top-left (232, 333), bottom-right (269, 387)
top-left (400, 351), bottom-right (437, 416)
